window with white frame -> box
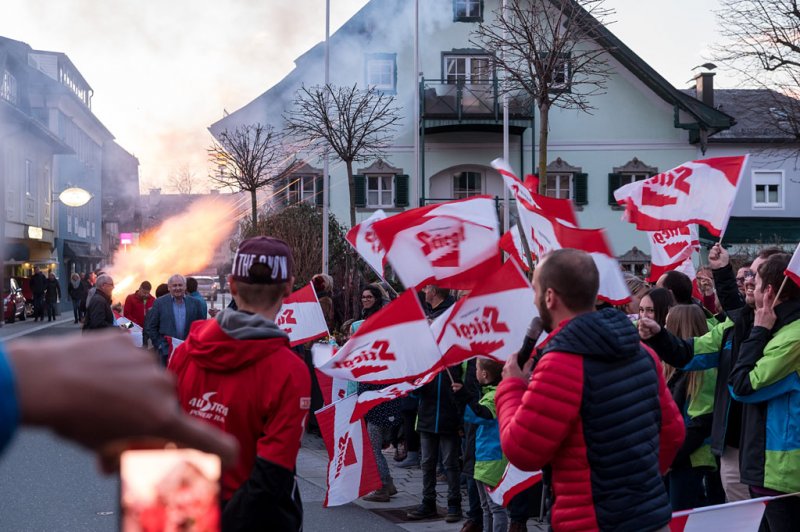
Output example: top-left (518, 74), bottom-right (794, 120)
top-left (1, 70), bottom-right (17, 104)
top-left (539, 52), bottom-right (571, 92)
top-left (367, 175), bottom-right (394, 207)
top-left (365, 53), bottom-right (396, 93)
top-left (91, 222), bottom-right (96, 238)
top-left (619, 173), bottom-right (648, 186)
top-left (546, 174), bottom-right (573, 199)
top-left (444, 54), bottom-right (491, 85)
top-left (287, 175), bottom-right (316, 204)
top-left (453, 171), bottom-right (482, 199)
top-left (67, 214), bottom-right (72, 233)
top-left (25, 160), bottom-right (32, 195)
top-left (454, 0), bottom-right (482, 21)
top-left (752, 170), bottom-right (783, 208)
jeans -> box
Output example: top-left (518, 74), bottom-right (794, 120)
top-left (420, 432), bottom-right (461, 509)
top-left (466, 477), bottom-right (483, 523)
top-left (71, 298), bottom-right (82, 322)
top-left (367, 422), bottom-right (392, 486)
top-left (46, 301), bottom-right (57, 321)
top-left (476, 480), bottom-right (508, 532)
top-left (667, 468), bottom-right (705, 511)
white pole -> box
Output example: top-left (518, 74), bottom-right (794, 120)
top-left (322, 0), bottom-right (330, 274)
top-left (502, 0), bottom-right (510, 234)
top-left (413, 0), bottom-right (420, 207)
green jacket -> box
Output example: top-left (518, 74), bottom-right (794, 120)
top-left (729, 300), bottom-right (800, 493)
top-left (463, 385), bottom-right (507, 487)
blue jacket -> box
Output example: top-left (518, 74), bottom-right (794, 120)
top-left (0, 342), bottom-right (19, 453)
top-left (187, 291), bottom-right (208, 319)
top-left (144, 294), bottom-right (206, 353)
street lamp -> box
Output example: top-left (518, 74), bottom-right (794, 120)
top-left (56, 186), bottom-right (93, 207)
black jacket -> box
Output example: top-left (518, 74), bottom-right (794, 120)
top-left (645, 263), bottom-right (752, 456)
top-left (416, 364), bottom-right (463, 434)
top-left (83, 290), bottom-right (114, 330)
top-left (68, 281), bottom-right (87, 302)
top-left (44, 279), bottom-right (61, 303)
top-left (30, 272), bottom-right (46, 296)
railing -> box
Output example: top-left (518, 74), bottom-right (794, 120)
top-left (420, 79), bottom-right (534, 120)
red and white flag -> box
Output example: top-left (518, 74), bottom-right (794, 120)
top-left (313, 290), bottom-right (442, 384)
top-left (500, 226), bottom-right (534, 270)
top-left (371, 196), bottom-right (501, 290)
top-left (669, 495), bottom-right (774, 531)
top-left (487, 464), bottom-right (543, 507)
top-left (276, 284), bottom-right (329, 347)
top-left (493, 159), bottom-right (578, 227)
top-left (431, 260), bottom-right (537, 365)
top-left (316, 369), bottom-right (351, 406)
top-left (614, 156), bottom-right (748, 238)
top-left (786, 243), bottom-right (800, 287)
top-left (346, 209), bottom-right (387, 275)
top-left (316, 394), bottom-right (381, 507)
top-left (350, 369), bottom-right (439, 422)
top-left (647, 226), bottom-right (700, 283)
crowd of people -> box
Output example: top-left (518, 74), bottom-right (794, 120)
top-left (1, 237), bottom-right (799, 532)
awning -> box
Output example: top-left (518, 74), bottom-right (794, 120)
top-left (62, 241), bottom-right (104, 260)
top-left (3, 243), bottom-right (30, 262)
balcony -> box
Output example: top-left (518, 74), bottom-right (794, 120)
top-left (420, 79), bottom-right (534, 123)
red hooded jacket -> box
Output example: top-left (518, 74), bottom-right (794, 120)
top-left (169, 313), bottom-right (311, 501)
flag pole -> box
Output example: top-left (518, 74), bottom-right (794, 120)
top-left (322, 0), bottom-right (331, 274)
top-left (772, 276), bottom-right (789, 309)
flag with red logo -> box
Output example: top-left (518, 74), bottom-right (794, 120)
top-left (349, 369), bottom-right (439, 422)
top-left (488, 464), bottom-right (543, 507)
top-left (500, 226), bottom-right (535, 270)
top-left (114, 312), bottom-right (145, 347)
top-left (276, 284), bottom-right (329, 347)
top-left (431, 260), bottom-right (537, 365)
top-left (614, 156), bottom-right (748, 238)
top-left (669, 495), bottom-right (776, 531)
top-left (316, 394), bottom-right (381, 507)
top-left (345, 209), bottom-right (387, 276)
top-left (370, 196), bottom-right (501, 290)
top-left (647, 226), bottom-right (700, 282)
top-left (786, 243), bottom-right (800, 287)
top-left (316, 370), bottom-right (351, 406)
top-left (312, 290), bottom-right (442, 384)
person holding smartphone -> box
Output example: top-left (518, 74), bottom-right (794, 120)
top-left (169, 236), bottom-right (311, 532)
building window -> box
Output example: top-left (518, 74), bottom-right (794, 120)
top-left (609, 158), bottom-right (658, 206)
top-left (25, 160), bottom-right (32, 195)
top-left (539, 52), bottom-right (571, 93)
top-left (752, 170), bottom-right (783, 208)
top-left (453, 0), bottom-right (483, 22)
top-left (365, 53), bottom-right (397, 94)
top-left (367, 175), bottom-right (394, 207)
top-left (1, 70), bottom-right (18, 104)
top-left (444, 54), bottom-right (492, 85)
top-left (287, 175), bottom-right (316, 205)
top-left (67, 214), bottom-right (72, 233)
top-left (91, 222), bottom-right (96, 238)
top-left (545, 174), bottom-right (573, 199)
top-left (453, 171), bottom-right (482, 199)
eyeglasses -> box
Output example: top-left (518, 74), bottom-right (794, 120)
top-left (736, 271), bottom-right (756, 284)
top-left (361, 295), bottom-right (375, 300)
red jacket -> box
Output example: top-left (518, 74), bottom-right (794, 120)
top-left (169, 315), bottom-right (311, 501)
top-left (122, 293), bottom-right (154, 328)
top-left (497, 309), bottom-right (684, 531)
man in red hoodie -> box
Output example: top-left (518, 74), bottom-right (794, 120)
top-left (123, 281), bottom-right (154, 328)
top-left (497, 249), bottom-right (684, 531)
top-left (169, 236), bottom-right (311, 531)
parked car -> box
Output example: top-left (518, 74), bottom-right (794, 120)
top-left (193, 276), bottom-right (219, 301)
top-left (4, 278), bottom-right (27, 323)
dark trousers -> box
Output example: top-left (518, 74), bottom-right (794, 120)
top-left (750, 487), bottom-right (800, 532)
top-left (33, 295), bottom-right (45, 319)
top-left (508, 483), bottom-right (543, 523)
top-left (401, 409), bottom-right (420, 453)
top-left (420, 432), bottom-right (461, 509)
top-left (668, 468), bottom-right (705, 511)
top-left (466, 477), bottom-right (483, 523)
top-left (46, 300), bottom-right (57, 320)
top-left (71, 298), bottom-right (83, 322)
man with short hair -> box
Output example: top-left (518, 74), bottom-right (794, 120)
top-left (735, 266), bottom-right (752, 298)
top-left (145, 274), bottom-right (205, 365)
top-left (123, 281), bottom-right (154, 329)
top-left (729, 253), bottom-right (800, 529)
top-left (169, 236), bottom-right (311, 531)
top-left (83, 274), bottom-right (115, 331)
top-left (657, 270), bottom-right (694, 305)
top-left (423, 285), bottom-right (455, 320)
top-left (497, 249), bottom-right (684, 531)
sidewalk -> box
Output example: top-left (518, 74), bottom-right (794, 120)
top-left (297, 434), bottom-right (547, 531)
top-left (0, 315), bottom-right (75, 340)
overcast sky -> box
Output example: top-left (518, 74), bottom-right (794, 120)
top-left (0, 0), bottom-right (728, 192)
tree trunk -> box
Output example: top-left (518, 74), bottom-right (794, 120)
top-left (250, 189), bottom-right (258, 230)
top-left (538, 101), bottom-right (550, 196)
top-left (346, 159), bottom-right (356, 227)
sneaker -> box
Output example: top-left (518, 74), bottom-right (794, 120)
top-left (459, 519), bottom-right (482, 532)
top-left (396, 451), bottom-right (419, 468)
top-left (445, 507), bottom-right (462, 523)
top-left (406, 504), bottom-right (438, 520)
top-left (362, 487), bottom-right (390, 503)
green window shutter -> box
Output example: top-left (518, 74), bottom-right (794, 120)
top-left (395, 174), bottom-right (409, 207)
top-left (354, 174), bottom-right (367, 208)
top-left (315, 175), bottom-right (324, 207)
top-left (573, 173), bottom-right (588, 205)
top-left (608, 173), bottom-right (622, 205)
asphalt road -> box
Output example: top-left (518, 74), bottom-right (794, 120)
top-left (0, 317), bottom-right (402, 531)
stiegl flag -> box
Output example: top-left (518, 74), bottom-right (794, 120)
top-left (488, 464), bottom-right (543, 507)
top-left (646, 226), bottom-right (700, 283)
top-left (316, 394), bottom-right (381, 507)
top-left (345, 209), bottom-right (387, 276)
top-left (786, 243), bottom-right (800, 287)
top-left (614, 156), bottom-right (748, 238)
top-left (276, 284), bottom-right (330, 347)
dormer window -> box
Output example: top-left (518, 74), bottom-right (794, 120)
top-left (454, 0), bottom-right (483, 22)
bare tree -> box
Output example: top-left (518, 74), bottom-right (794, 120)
top-left (714, 0), bottom-right (800, 147)
top-left (208, 124), bottom-right (287, 228)
top-left (284, 84), bottom-right (402, 226)
top-left (167, 164), bottom-right (199, 195)
top-left (472, 0), bottom-right (614, 194)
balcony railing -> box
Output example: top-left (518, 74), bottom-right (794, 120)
top-left (420, 79), bottom-right (534, 121)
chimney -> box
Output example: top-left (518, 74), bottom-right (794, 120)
top-left (694, 72), bottom-right (715, 108)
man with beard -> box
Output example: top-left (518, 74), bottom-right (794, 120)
top-left (496, 249), bottom-right (684, 531)
top-left (639, 244), bottom-right (784, 502)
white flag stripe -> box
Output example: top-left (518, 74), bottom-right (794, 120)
top-left (345, 209), bottom-right (387, 275)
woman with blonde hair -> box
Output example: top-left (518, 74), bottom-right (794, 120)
top-left (663, 304), bottom-right (717, 510)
